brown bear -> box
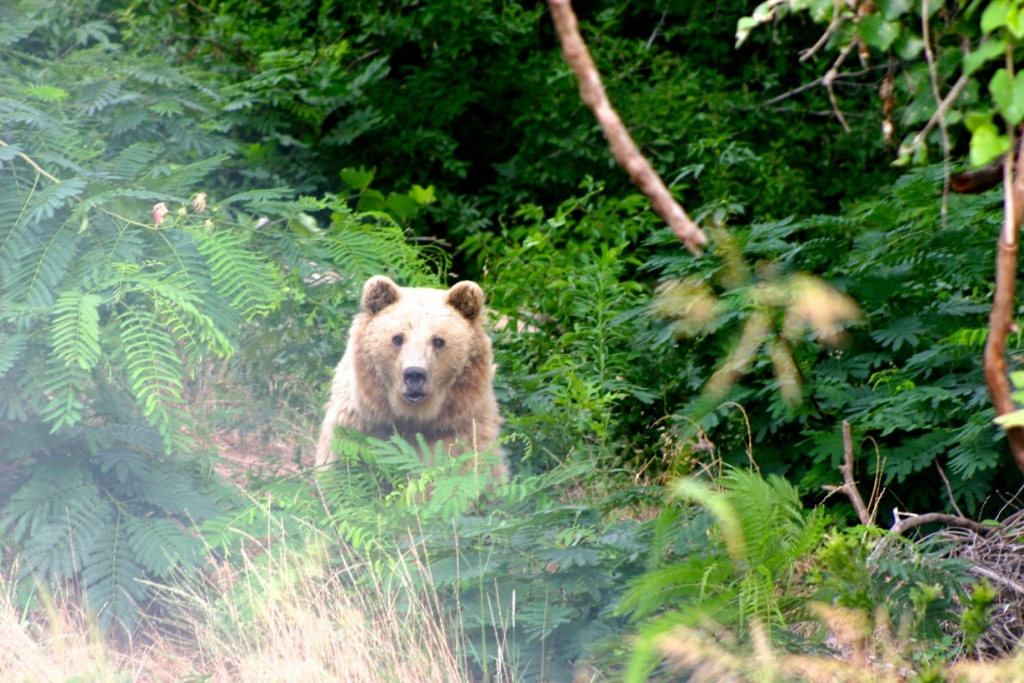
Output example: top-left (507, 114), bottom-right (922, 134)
top-left (314, 275), bottom-right (507, 481)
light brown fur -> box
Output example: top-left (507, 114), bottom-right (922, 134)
top-left (315, 276), bottom-right (507, 481)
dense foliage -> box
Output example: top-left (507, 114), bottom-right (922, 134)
top-left (2, 0), bottom-right (1023, 679)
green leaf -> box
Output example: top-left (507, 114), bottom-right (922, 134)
top-left (356, 188), bottom-right (386, 212)
top-left (970, 120), bottom-right (1011, 166)
top-left (385, 192), bottom-right (419, 224)
top-left (339, 166), bottom-right (375, 191)
top-left (735, 16), bottom-right (760, 47)
top-left (965, 110), bottom-right (995, 133)
top-left (990, 68), bottom-right (1024, 125)
top-left (964, 38), bottom-right (1007, 76)
top-left (50, 291), bottom-right (103, 370)
top-left (25, 86), bottom-right (68, 102)
top-left (981, 0), bottom-right (1011, 33)
top-left (860, 14), bottom-right (901, 51)
top-left (408, 184), bottom-right (436, 205)
top-left (1011, 4), bottom-right (1024, 38)
top-left (1010, 370), bottom-right (1024, 388)
top-left (878, 0), bottom-right (913, 20)
top-left (894, 32), bottom-right (924, 60)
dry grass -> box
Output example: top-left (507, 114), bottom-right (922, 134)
top-left (0, 578), bottom-right (180, 682)
top-left (158, 531), bottom-right (479, 683)
top-left (0, 524), bottom-right (493, 683)
top-left (651, 607), bottom-right (1024, 683)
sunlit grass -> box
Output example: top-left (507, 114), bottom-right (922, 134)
top-left (0, 521), bottom-right (501, 683)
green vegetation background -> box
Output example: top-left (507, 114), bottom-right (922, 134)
top-left (0, 0), bottom-right (1020, 680)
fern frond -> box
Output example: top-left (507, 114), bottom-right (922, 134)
top-left (151, 283), bottom-right (235, 359)
top-left (80, 511), bottom-right (147, 634)
top-left (142, 155), bottom-right (228, 196)
top-left (23, 179), bottom-right (86, 224)
top-left (50, 290), bottom-right (103, 370)
top-left (74, 79), bottom-right (122, 115)
top-left (125, 515), bottom-right (200, 577)
top-left (107, 142), bottom-right (162, 182)
top-left (38, 358), bottom-right (91, 431)
top-left (77, 222), bottom-right (145, 289)
top-left (220, 187), bottom-right (293, 205)
top-left (132, 467), bottom-right (222, 519)
top-left (190, 227), bottom-right (283, 320)
top-left (2, 215), bottom-right (79, 309)
top-left (0, 333), bottom-right (29, 380)
top-left (2, 460), bottom-right (109, 578)
top-left (116, 305), bottom-right (185, 449)
top-left (0, 7), bottom-right (38, 47)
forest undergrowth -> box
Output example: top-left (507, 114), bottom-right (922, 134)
top-left (7, 0), bottom-right (1024, 681)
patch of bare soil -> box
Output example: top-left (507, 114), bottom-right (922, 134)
top-left (208, 430), bottom-right (309, 487)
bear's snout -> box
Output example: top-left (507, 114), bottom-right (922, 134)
top-left (403, 366), bottom-right (428, 402)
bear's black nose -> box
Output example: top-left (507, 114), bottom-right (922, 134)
top-left (403, 367), bottom-right (427, 392)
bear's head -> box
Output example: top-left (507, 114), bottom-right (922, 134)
top-left (355, 275), bottom-right (490, 423)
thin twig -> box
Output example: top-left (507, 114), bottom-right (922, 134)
top-left (547, 0), bottom-right (707, 253)
top-left (823, 42), bottom-right (855, 132)
top-left (761, 65), bottom-right (888, 107)
top-left (935, 462), bottom-right (965, 518)
top-left (0, 139), bottom-right (61, 183)
top-left (907, 74), bottom-right (968, 152)
top-left (799, 0), bottom-right (843, 63)
top-left (644, 7), bottom-right (668, 51)
top-left (837, 421), bottom-right (871, 525)
top-left (921, 1), bottom-right (951, 224)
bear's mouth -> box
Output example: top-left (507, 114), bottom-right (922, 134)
top-left (403, 391), bottom-right (427, 404)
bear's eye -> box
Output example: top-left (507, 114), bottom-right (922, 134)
top-left (392, 334), bottom-right (404, 347)
top-left (432, 337), bottom-right (445, 349)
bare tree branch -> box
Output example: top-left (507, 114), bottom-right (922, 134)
top-left (834, 421), bottom-right (871, 526)
top-left (909, 74), bottom-right (968, 156)
top-left (967, 565), bottom-right (1024, 597)
top-left (547, 0), bottom-right (707, 254)
top-left (868, 512), bottom-right (993, 563)
top-left (984, 49), bottom-right (1024, 473)
top-left (889, 512), bottom-right (992, 537)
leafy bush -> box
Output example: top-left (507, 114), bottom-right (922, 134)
top-left (649, 167), bottom-right (1019, 514)
top-left (0, 0), bottom-right (438, 634)
top-left (198, 427), bottom-right (715, 681)
top-left (120, 0), bottom-right (889, 257)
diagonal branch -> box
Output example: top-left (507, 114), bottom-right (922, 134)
top-left (547, 0), bottom-right (707, 254)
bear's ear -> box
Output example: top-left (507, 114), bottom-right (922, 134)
top-left (362, 276), bottom-right (401, 315)
top-left (445, 281), bottom-right (484, 321)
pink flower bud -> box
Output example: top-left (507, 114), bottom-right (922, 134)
top-left (192, 193), bottom-right (207, 213)
top-left (152, 202), bottom-right (168, 225)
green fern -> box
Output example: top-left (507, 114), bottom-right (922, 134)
top-left (116, 305), bottom-right (186, 448)
top-left (620, 468), bottom-right (828, 680)
top-left (0, 0), bottom-right (445, 639)
top-left (50, 290), bottom-right (102, 370)
top-left (189, 227), bottom-right (282, 321)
